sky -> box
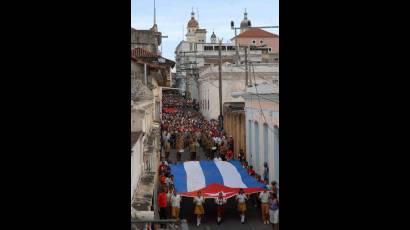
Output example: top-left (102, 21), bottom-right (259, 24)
top-left (131, 0), bottom-right (279, 63)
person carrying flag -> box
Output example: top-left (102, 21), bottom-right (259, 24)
top-left (215, 192), bottom-right (227, 225)
top-left (235, 188), bottom-right (248, 224)
top-left (193, 191), bottom-right (205, 227)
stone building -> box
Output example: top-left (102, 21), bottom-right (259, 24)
top-left (131, 27), bottom-right (162, 54)
top-left (131, 25), bottom-right (175, 220)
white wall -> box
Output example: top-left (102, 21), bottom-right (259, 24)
top-left (131, 135), bottom-right (145, 201)
top-left (245, 103), bottom-right (279, 184)
top-left (199, 79), bottom-right (246, 120)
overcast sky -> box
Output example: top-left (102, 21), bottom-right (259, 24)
top-left (131, 0), bottom-right (279, 62)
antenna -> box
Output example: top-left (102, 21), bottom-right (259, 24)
top-left (154, 0), bottom-right (156, 25)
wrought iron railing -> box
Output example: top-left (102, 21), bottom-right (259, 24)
top-left (131, 219), bottom-right (189, 230)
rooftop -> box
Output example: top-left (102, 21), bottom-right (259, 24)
top-left (131, 47), bottom-right (159, 60)
top-left (232, 28), bottom-right (279, 40)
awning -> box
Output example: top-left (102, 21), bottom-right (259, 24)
top-left (170, 160), bottom-right (267, 199)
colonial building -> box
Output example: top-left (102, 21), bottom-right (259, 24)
top-left (175, 9), bottom-right (263, 101)
top-left (243, 82), bottom-right (279, 184)
top-left (131, 27), bottom-right (162, 55)
top-left (232, 10), bottom-right (279, 63)
top-left (198, 63), bottom-right (278, 120)
top-left (223, 102), bottom-right (246, 159)
top-left (186, 10), bottom-right (206, 43)
top-left (131, 25), bottom-right (175, 218)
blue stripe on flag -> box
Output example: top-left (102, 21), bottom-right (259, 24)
top-left (170, 162), bottom-right (188, 193)
top-left (229, 160), bottom-right (267, 189)
top-left (199, 160), bottom-right (224, 186)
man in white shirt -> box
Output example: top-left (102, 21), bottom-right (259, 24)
top-left (170, 190), bottom-right (181, 220)
top-left (259, 190), bottom-right (271, 224)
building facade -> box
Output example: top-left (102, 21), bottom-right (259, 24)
top-left (223, 102), bottom-right (246, 158)
top-left (174, 10), bottom-right (263, 101)
top-left (243, 82), bottom-right (279, 184)
top-left (131, 27), bottom-right (175, 206)
top-left (198, 63), bottom-right (278, 120)
top-left (232, 11), bottom-right (279, 63)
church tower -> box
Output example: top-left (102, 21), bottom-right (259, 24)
top-left (186, 9), bottom-right (199, 42)
top-left (240, 9), bottom-right (252, 33)
top-left (210, 30), bottom-right (217, 43)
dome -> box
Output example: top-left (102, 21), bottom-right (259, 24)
top-left (240, 11), bottom-right (251, 29)
top-left (240, 19), bottom-right (251, 28)
top-left (188, 18), bottom-right (198, 28)
top-left (187, 10), bottom-right (198, 28)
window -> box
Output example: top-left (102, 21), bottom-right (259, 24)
top-left (268, 48), bottom-right (272, 52)
top-left (252, 40), bottom-right (256, 44)
top-left (221, 46), bottom-right (226, 50)
top-left (260, 40), bottom-right (263, 44)
top-left (204, 46), bottom-right (214, 51)
top-left (227, 46), bottom-right (236, 51)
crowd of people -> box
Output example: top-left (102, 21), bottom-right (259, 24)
top-left (157, 90), bottom-right (279, 229)
top-left (161, 92), bottom-right (235, 163)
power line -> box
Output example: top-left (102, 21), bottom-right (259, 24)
top-left (251, 63), bottom-right (277, 132)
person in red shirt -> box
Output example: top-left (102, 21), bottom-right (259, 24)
top-left (226, 149), bottom-right (233, 160)
top-left (158, 187), bottom-right (168, 228)
top-left (159, 161), bottom-right (167, 173)
top-left (248, 166), bottom-right (256, 176)
top-left (242, 161), bottom-right (249, 169)
top-left (160, 173), bottom-right (167, 185)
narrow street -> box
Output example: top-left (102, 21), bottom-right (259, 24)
top-left (162, 106), bottom-right (274, 230)
top-left (132, 2), bottom-right (279, 229)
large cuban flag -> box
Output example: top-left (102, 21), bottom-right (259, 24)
top-left (170, 160), bottom-right (267, 199)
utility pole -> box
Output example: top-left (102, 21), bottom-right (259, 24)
top-left (245, 46), bottom-right (248, 87)
top-left (234, 28), bottom-right (240, 65)
top-left (218, 39), bottom-right (223, 131)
